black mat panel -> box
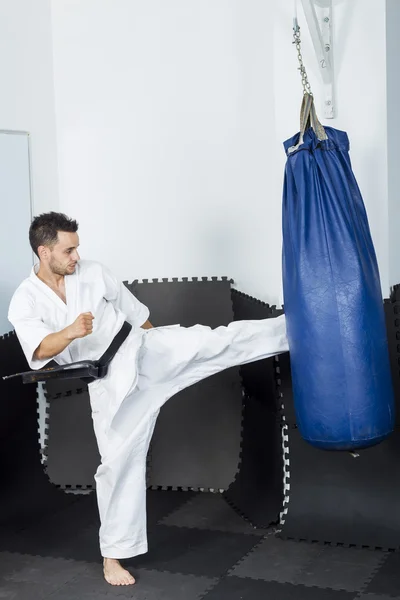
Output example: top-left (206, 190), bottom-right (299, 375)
top-left (44, 388), bottom-right (100, 489)
top-left (43, 279), bottom-right (244, 491)
top-left (130, 524), bottom-right (261, 577)
top-left (44, 376), bottom-right (87, 398)
top-left (0, 489), bottom-right (189, 558)
top-left (384, 298), bottom-right (400, 424)
top-left (276, 351), bottom-right (297, 426)
top-left (129, 278), bottom-right (244, 491)
top-left (43, 383), bottom-right (153, 490)
top-left (224, 393), bottom-right (283, 528)
top-left (364, 551), bottom-right (400, 597)
top-left (229, 535), bottom-right (384, 591)
top-left (391, 283), bottom-right (400, 301)
top-left (159, 490), bottom-right (269, 535)
top-left (0, 332), bottom-right (76, 538)
top-left (146, 489), bottom-right (198, 528)
top-left (148, 373), bottom-right (243, 490)
top-left (127, 277), bottom-right (233, 328)
top-left (3, 488), bottom-right (400, 600)
top-left (279, 428), bottom-right (400, 549)
top-left (201, 577), bottom-right (357, 599)
top-left (0, 331), bottom-right (31, 440)
top-left (223, 290), bottom-right (284, 527)
top-left (36, 567), bottom-right (217, 600)
top-left (359, 593), bottom-right (400, 600)
top-left (230, 289), bottom-right (281, 402)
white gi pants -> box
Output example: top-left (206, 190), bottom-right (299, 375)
top-left (92, 315), bottom-right (288, 559)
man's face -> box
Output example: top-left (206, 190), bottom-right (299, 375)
top-left (46, 231), bottom-right (80, 276)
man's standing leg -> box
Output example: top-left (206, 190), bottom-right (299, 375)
top-left (91, 386), bottom-right (162, 585)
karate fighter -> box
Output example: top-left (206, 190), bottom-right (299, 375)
top-left (8, 212), bottom-right (289, 586)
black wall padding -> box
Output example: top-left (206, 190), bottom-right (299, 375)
top-left (279, 428), bottom-right (400, 550)
top-left (129, 278), bottom-right (243, 491)
top-left (44, 279), bottom-right (244, 492)
top-left (0, 333), bottom-right (75, 540)
top-left (44, 387), bottom-right (100, 489)
top-left (147, 373), bottom-right (243, 490)
top-left (384, 298), bottom-right (400, 425)
top-left (126, 277), bottom-right (233, 328)
top-left (224, 290), bottom-right (284, 527)
top-left (224, 393), bottom-right (283, 528)
top-left (0, 332), bottom-right (30, 441)
top-left (230, 289), bottom-right (282, 402)
top-left (275, 352), bottom-right (296, 427)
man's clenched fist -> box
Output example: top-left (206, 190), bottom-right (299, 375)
top-left (67, 312), bottom-right (95, 340)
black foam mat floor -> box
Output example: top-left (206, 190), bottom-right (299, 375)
top-left (1, 489), bottom-right (399, 600)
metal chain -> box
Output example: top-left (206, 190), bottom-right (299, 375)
top-left (293, 24), bottom-right (313, 96)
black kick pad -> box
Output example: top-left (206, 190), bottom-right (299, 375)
top-left (279, 428), bottom-right (400, 550)
top-left (224, 290), bottom-right (284, 526)
top-left (0, 332), bottom-right (76, 538)
top-left (129, 278), bottom-right (243, 491)
top-left (43, 278), bottom-right (244, 492)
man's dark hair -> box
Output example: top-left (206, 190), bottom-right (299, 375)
top-left (29, 212), bottom-right (79, 257)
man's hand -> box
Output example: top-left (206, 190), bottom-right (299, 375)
top-left (67, 312), bottom-right (95, 340)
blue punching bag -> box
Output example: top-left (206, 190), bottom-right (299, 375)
top-left (282, 94), bottom-right (394, 450)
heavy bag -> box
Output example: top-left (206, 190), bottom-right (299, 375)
top-left (282, 94), bottom-right (394, 450)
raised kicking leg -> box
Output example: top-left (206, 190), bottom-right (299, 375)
top-left (95, 315), bottom-right (288, 585)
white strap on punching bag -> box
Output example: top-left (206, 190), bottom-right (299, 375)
top-left (288, 0), bottom-right (328, 154)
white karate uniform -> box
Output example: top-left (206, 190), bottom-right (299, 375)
top-left (8, 260), bottom-right (289, 560)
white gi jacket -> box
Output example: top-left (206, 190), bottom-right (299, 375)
top-left (8, 260), bottom-right (149, 421)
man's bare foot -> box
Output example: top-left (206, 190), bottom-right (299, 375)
top-left (103, 558), bottom-right (135, 586)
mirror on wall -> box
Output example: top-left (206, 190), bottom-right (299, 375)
top-left (0, 131), bottom-right (33, 336)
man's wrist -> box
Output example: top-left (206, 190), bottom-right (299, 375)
top-left (63, 326), bottom-right (75, 342)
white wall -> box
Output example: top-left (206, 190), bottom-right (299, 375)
top-left (51, 0), bottom-right (393, 304)
top-left (0, 133), bottom-right (32, 335)
top-left (0, 1), bottom-right (394, 304)
top-left (0, 0), bottom-right (59, 215)
top-left (51, 0), bottom-right (283, 304)
top-left (273, 0), bottom-right (390, 295)
top-left (386, 0), bottom-right (400, 289)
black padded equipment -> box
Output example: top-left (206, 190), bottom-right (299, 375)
top-left (3, 321), bottom-right (132, 384)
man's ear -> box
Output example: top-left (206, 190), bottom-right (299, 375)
top-left (37, 245), bottom-right (49, 261)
